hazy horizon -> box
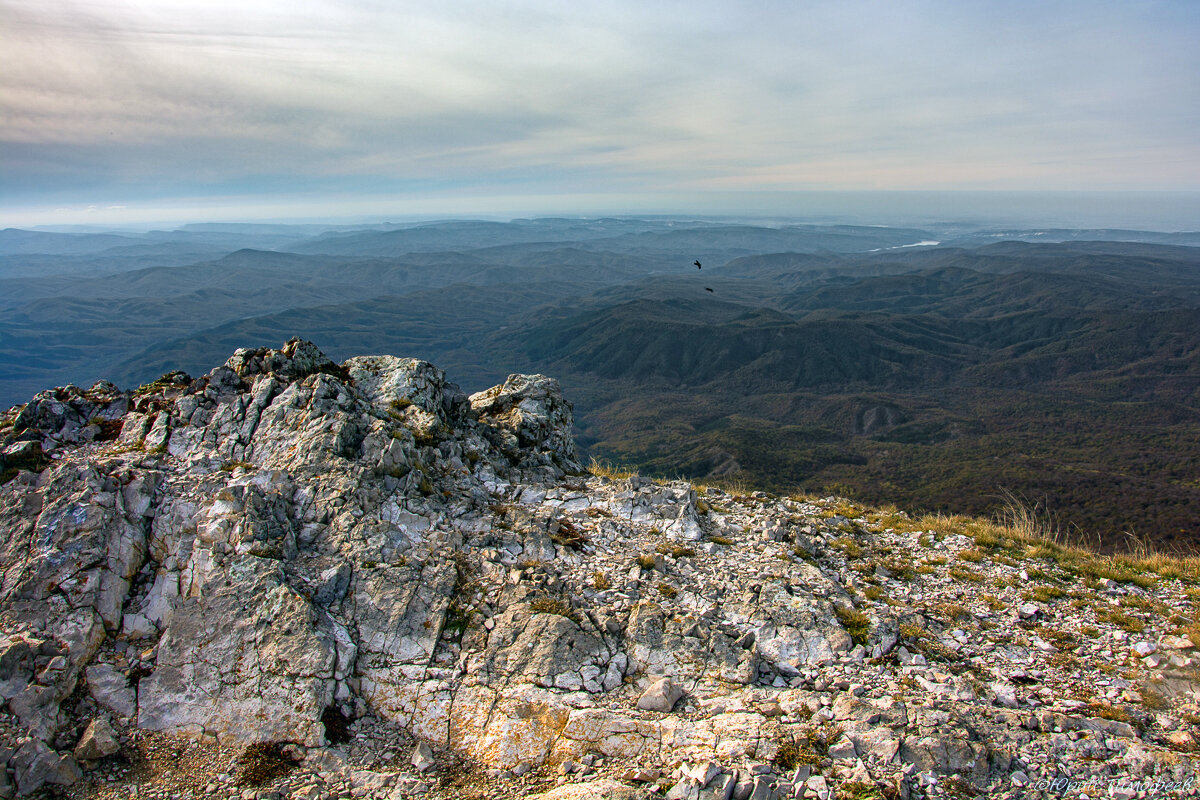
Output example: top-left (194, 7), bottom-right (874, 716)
top-left (5, 191), bottom-right (1199, 234)
top-left (3, 1), bottom-right (1197, 230)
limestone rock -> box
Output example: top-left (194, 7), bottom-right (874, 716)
top-left (411, 741), bottom-right (435, 773)
top-left (84, 663), bottom-right (136, 718)
top-left (12, 739), bottom-right (81, 795)
top-left (73, 717), bottom-right (121, 761)
top-left (470, 373), bottom-right (580, 471)
top-left (534, 779), bottom-right (653, 799)
top-left (637, 677), bottom-right (684, 713)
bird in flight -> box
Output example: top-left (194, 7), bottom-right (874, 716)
top-left (694, 260), bottom-right (702, 269)
top-left (705, 287), bottom-right (714, 293)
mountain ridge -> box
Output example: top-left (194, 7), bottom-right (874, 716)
top-left (3, 224), bottom-right (1198, 549)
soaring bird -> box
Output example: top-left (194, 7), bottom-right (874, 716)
top-left (694, 260), bottom-right (702, 269)
top-left (705, 287), bottom-right (714, 293)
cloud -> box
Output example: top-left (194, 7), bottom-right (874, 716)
top-left (1, 0), bottom-right (1198, 220)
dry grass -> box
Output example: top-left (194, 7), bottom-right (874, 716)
top-left (1024, 585), bottom-right (1067, 602)
top-left (587, 458), bottom-right (638, 480)
top-left (549, 519), bottom-right (588, 550)
top-left (1095, 607), bottom-right (1147, 633)
top-left (832, 537), bottom-right (864, 558)
top-left (529, 596), bottom-right (576, 620)
top-left (1084, 702), bottom-right (1136, 725)
top-left (833, 605), bottom-right (870, 646)
top-left (948, 567), bottom-right (983, 583)
top-left (820, 501), bottom-right (865, 519)
top-left (635, 554), bottom-right (658, 570)
top-left (893, 491), bottom-right (1200, 588)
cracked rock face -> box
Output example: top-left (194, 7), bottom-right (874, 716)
top-left (2, 339), bottom-right (1199, 800)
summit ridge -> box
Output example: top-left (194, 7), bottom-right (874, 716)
top-left (0, 340), bottom-right (1198, 799)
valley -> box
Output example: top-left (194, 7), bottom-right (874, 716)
top-left (3, 218), bottom-right (1198, 548)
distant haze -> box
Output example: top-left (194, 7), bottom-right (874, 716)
top-left (2, 1), bottom-right (1198, 227)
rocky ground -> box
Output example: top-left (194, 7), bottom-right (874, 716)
top-left (2, 340), bottom-right (1200, 800)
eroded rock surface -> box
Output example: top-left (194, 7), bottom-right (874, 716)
top-left (1, 340), bottom-right (1198, 799)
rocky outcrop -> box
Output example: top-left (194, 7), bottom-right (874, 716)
top-left (1, 340), bottom-right (1198, 799)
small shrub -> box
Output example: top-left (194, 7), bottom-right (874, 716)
top-left (656, 544), bottom-right (695, 558)
top-left (592, 572), bottom-right (612, 590)
top-left (657, 583), bottom-right (678, 598)
top-left (635, 554), bottom-right (657, 570)
top-left (443, 598), bottom-right (473, 637)
top-left (550, 519), bottom-right (588, 550)
top-left (838, 781), bottom-right (885, 800)
top-left (863, 586), bottom-right (885, 601)
top-left (709, 535), bottom-right (734, 546)
top-left (774, 732), bottom-right (822, 770)
top-left (957, 549), bottom-right (984, 563)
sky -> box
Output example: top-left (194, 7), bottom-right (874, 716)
top-left (2, 0), bottom-right (1199, 227)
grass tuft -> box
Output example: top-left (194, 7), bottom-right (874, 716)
top-left (833, 605), bottom-right (870, 646)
